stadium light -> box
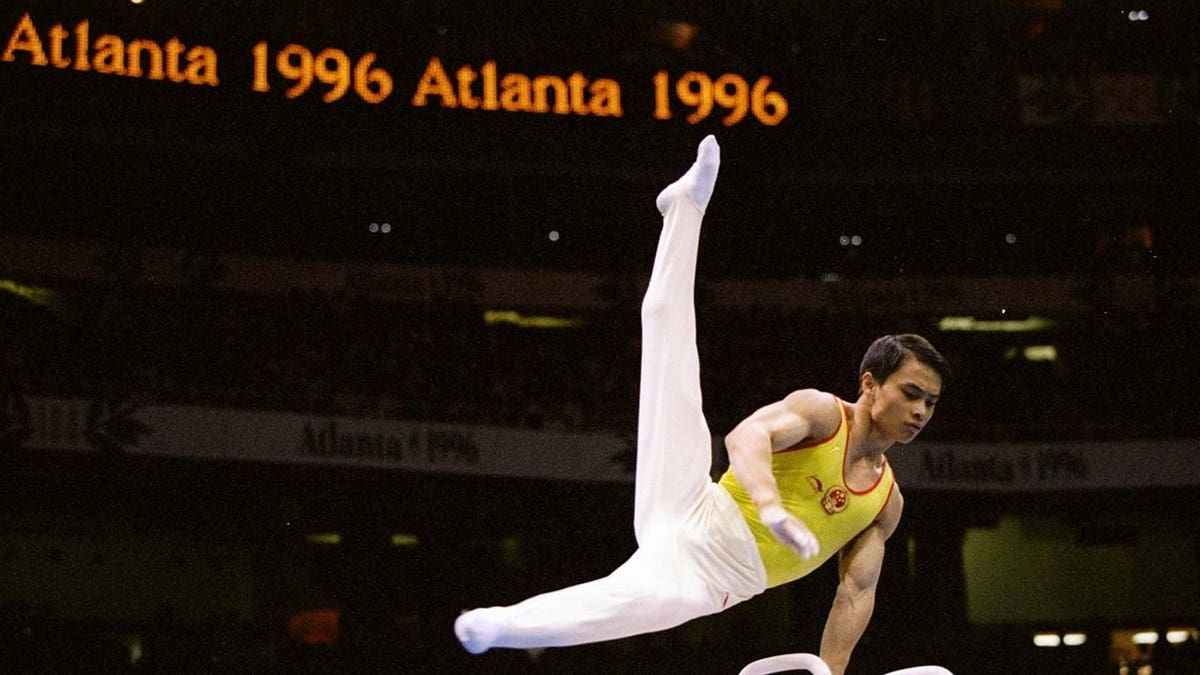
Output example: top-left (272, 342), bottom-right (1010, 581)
top-left (1033, 633), bottom-right (1061, 647)
top-left (1166, 629), bottom-right (1192, 645)
top-left (1062, 633), bottom-right (1087, 646)
top-left (937, 316), bottom-right (1056, 332)
top-left (1132, 631), bottom-right (1159, 645)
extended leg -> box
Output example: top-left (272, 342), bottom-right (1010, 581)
top-left (633, 136), bottom-right (722, 544)
top-left (454, 547), bottom-right (712, 652)
top-left (454, 138), bottom-right (730, 656)
top-left (451, 139), bottom-right (724, 653)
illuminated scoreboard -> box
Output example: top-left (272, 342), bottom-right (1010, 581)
top-left (2, 8), bottom-right (792, 132)
top-left (3, 2), bottom-right (1189, 163)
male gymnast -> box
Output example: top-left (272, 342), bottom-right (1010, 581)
top-left (455, 136), bottom-right (949, 675)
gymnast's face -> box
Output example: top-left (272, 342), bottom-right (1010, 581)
top-left (863, 356), bottom-right (942, 444)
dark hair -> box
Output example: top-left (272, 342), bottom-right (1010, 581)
top-left (859, 334), bottom-right (950, 389)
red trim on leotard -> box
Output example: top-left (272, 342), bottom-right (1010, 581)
top-left (872, 477), bottom-right (897, 522)
top-left (841, 398), bottom-right (889, 495)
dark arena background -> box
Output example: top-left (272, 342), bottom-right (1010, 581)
top-left (2, 1), bottom-right (1199, 673)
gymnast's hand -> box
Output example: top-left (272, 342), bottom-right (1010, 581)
top-left (759, 504), bottom-right (820, 560)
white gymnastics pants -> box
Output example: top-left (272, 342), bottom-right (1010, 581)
top-left (470, 183), bottom-right (768, 649)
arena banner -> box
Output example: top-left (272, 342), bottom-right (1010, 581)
top-left (23, 396), bottom-right (635, 483)
top-left (20, 396), bottom-right (1200, 490)
top-left (885, 441), bottom-right (1200, 492)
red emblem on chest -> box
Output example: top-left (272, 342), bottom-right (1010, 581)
top-left (822, 486), bottom-right (849, 515)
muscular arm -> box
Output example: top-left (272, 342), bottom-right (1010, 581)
top-left (724, 389), bottom-right (840, 558)
top-left (819, 487), bottom-right (904, 675)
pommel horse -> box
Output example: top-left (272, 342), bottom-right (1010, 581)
top-left (739, 653), bottom-right (952, 675)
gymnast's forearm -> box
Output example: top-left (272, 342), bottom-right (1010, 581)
top-left (727, 423), bottom-right (820, 558)
top-left (725, 425), bottom-right (782, 511)
top-left (820, 530), bottom-right (887, 675)
top-left (819, 582), bottom-right (876, 675)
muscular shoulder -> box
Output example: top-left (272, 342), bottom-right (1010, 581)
top-left (877, 484), bottom-right (905, 538)
top-left (729, 388), bottom-right (843, 452)
top-left (782, 389), bottom-right (843, 441)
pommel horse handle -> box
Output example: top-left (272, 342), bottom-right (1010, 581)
top-left (738, 653), bottom-right (953, 675)
top-left (738, 653), bottom-right (831, 675)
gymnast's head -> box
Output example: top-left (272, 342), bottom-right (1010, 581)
top-left (858, 334), bottom-right (949, 442)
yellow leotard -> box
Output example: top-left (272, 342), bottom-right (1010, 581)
top-left (718, 395), bottom-right (895, 588)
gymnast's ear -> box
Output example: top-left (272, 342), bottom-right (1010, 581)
top-left (860, 373), bottom-right (883, 411)
top-left (859, 371), bottom-right (878, 398)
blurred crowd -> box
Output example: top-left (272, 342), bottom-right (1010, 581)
top-left (3, 277), bottom-right (1198, 445)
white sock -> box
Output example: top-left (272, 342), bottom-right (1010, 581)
top-left (656, 135), bottom-right (721, 215)
top-left (455, 608), bottom-right (501, 655)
